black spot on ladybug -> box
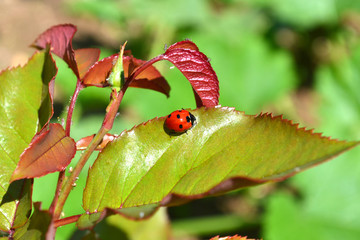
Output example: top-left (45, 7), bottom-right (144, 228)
top-left (168, 114), bottom-right (171, 118)
top-left (186, 116), bottom-right (190, 122)
top-left (179, 124), bottom-right (183, 129)
top-left (177, 114), bottom-right (181, 119)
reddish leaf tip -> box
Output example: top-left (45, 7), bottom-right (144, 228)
top-left (31, 23), bottom-right (77, 49)
top-left (256, 112), bottom-right (354, 143)
top-left (31, 23), bottom-right (79, 78)
top-left (166, 40), bottom-right (200, 52)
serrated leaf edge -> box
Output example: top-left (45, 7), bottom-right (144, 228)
top-left (90, 106), bottom-right (359, 209)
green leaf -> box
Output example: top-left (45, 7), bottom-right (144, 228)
top-left (112, 203), bottom-right (159, 220)
top-left (13, 202), bottom-right (52, 240)
top-left (77, 204), bottom-right (159, 230)
top-left (76, 212), bottom-right (106, 230)
top-left (92, 208), bottom-right (169, 240)
top-left (0, 180), bottom-right (32, 232)
top-left (83, 107), bottom-right (358, 212)
top-left (0, 50), bottom-right (56, 232)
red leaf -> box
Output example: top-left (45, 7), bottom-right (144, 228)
top-left (166, 40), bottom-right (199, 51)
top-left (162, 41), bottom-right (219, 107)
top-left (81, 54), bottom-right (117, 87)
top-left (75, 48), bottom-right (101, 79)
top-left (82, 54), bottom-right (170, 96)
top-left (10, 123), bottom-right (76, 182)
top-left (124, 55), bottom-right (170, 97)
top-left (31, 24), bottom-right (80, 78)
top-left (76, 133), bottom-right (117, 151)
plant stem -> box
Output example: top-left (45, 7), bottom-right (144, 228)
top-left (54, 214), bottom-right (82, 228)
top-left (52, 126), bottom-right (107, 220)
top-left (52, 84), bottom-right (127, 220)
top-left (49, 79), bottom-right (84, 213)
top-left (130, 55), bottom-right (163, 80)
top-left (49, 48), bottom-right (161, 236)
top-left (66, 80), bottom-right (83, 136)
top-left (49, 79), bottom-right (83, 214)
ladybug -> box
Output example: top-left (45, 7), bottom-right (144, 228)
top-left (165, 110), bottom-right (196, 133)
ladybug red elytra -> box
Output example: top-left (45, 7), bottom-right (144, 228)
top-left (165, 110), bottom-right (196, 133)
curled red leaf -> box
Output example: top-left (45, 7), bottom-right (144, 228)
top-left (166, 40), bottom-right (199, 51)
top-left (125, 40), bottom-right (218, 107)
top-left (10, 123), bottom-right (76, 182)
top-left (31, 24), bottom-right (80, 78)
top-left (161, 43), bottom-right (219, 107)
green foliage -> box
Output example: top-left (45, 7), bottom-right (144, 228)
top-left (83, 107), bottom-right (356, 212)
top-left (14, 203), bottom-right (52, 240)
top-left (1, 0), bottom-right (360, 239)
top-left (94, 208), bottom-right (169, 240)
top-left (0, 50), bottom-right (55, 232)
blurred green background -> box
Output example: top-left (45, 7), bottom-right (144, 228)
top-left (2, 0), bottom-right (360, 239)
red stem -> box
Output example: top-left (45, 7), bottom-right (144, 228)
top-left (52, 81), bottom-right (129, 221)
top-left (54, 214), bottom-right (82, 228)
top-left (49, 79), bottom-right (83, 214)
top-left (47, 53), bottom-right (163, 239)
top-left (102, 55), bottom-right (160, 130)
top-left (66, 80), bottom-right (84, 136)
top-left (130, 55), bottom-right (163, 80)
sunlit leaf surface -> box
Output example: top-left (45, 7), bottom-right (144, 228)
top-left (83, 107), bottom-right (357, 212)
top-left (0, 51), bottom-right (56, 231)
